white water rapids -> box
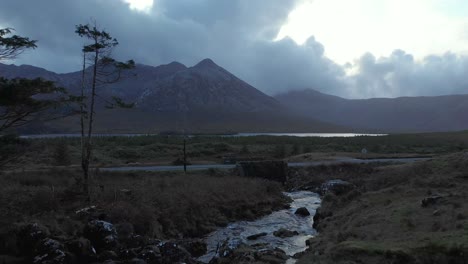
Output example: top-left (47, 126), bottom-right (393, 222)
top-left (198, 191), bottom-right (321, 263)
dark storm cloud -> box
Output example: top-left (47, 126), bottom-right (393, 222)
top-left (0, 0), bottom-right (467, 98)
top-left (347, 50), bottom-right (468, 98)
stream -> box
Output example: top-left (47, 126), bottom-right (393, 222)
top-left (198, 191), bottom-right (321, 263)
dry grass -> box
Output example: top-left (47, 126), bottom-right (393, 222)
top-left (0, 168), bottom-right (287, 257)
top-left (296, 153), bottom-right (468, 264)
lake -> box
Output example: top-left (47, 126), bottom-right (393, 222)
top-left (20, 133), bottom-right (386, 139)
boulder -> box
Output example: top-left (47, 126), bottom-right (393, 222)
top-left (178, 239), bottom-right (207, 258)
top-left (16, 223), bottom-right (50, 256)
top-left (159, 242), bottom-right (193, 264)
top-left (98, 250), bottom-right (119, 261)
top-left (421, 195), bottom-right (444, 207)
top-left (83, 220), bottom-right (118, 251)
top-left (247, 232), bottom-right (268, 240)
top-left (273, 228), bottom-right (299, 238)
top-left (128, 258), bottom-right (147, 264)
top-left (255, 247), bottom-right (288, 264)
top-left (138, 245), bottom-right (161, 263)
top-left (65, 237), bottom-right (96, 263)
top-left (213, 244), bottom-right (287, 264)
top-left (33, 238), bottom-right (69, 264)
top-left (295, 207), bottom-right (310, 217)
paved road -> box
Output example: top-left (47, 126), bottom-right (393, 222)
top-left (101, 157), bottom-right (431, 172)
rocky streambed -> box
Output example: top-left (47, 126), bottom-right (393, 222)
top-left (199, 191), bottom-right (321, 263)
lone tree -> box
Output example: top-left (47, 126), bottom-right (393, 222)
top-left (75, 22), bottom-right (134, 198)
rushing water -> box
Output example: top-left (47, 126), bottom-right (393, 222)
top-left (198, 191), bottom-right (321, 263)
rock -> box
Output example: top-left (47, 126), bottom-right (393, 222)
top-left (120, 189), bottom-right (132, 196)
top-left (319, 179), bottom-right (354, 195)
top-left (178, 239), bottom-right (207, 258)
top-left (247, 232), bottom-right (268, 240)
top-left (66, 237), bottom-right (96, 263)
top-left (75, 205), bottom-right (97, 217)
top-left (119, 248), bottom-right (138, 260)
top-left (433, 209), bottom-right (441, 216)
top-left (98, 250), bottom-right (118, 261)
top-left (33, 238), bottom-right (69, 264)
top-left (83, 220), bottom-right (118, 251)
top-left (295, 207), bottom-right (310, 217)
top-left (16, 223), bottom-right (50, 256)
top-left (138, 245), bottom-right (161, 263)
top-left (421, 195), bottom-right (444, 207)
top-left (129, 258), bottom-right (147, 264)
top-left (159, 242), bottom-right (193, 263)
top-left (255, 248), bottom-right (288, 264)
top-left (214, 244), bottom-right (287, 264)
top-left (102, 260), bottom-right (120, 264)
top-left (273, 228), bottom-right (299, 238)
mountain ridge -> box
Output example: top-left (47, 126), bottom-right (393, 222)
top-left (0, 60), bottom-right (343, 133)
top-left (275, 88), bottom-right (468, 132)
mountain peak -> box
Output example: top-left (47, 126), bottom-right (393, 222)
top-left (166, 61), bottom-right (187, 68)
top-left (194, 58), bottom-right (218, 68)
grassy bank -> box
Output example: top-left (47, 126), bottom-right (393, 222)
top-left (294, 154), bottom-right (468, 263)
top-left (0, 168), bottom-right (287, 259)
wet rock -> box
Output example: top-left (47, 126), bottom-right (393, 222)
top-left (33, 238), bottom-right (69, 264)
top-left (129, 258), bottom-right (147, 264)
top-left (75, 205), bottom-right (97, 217)
top-left (319, 179), bottom-right (354, 195)
top-left (159, 242), bottom-right (193, 264)
top-left (102, 260), bottom-right (120, 264)
top-left (255, 247), bottom-right (288, 264)
top-left (247, 232), bottom-right (268, 240)
top-left (83, 220), bottom-right (118, 251)
top-left (138, 245), bottom-right (161, 263)
top-left (312, 207), bottom-right (332, 230)
top-left (66, 237), bottom-right (96, 263)
top-left (295, 207), bottom-right (310, 217)
top-left (98, 250), bottom-right (119, 261)
top-left (273, 228), bottom-right (299, 238)
top-left (421, 195), bottom-right (444, 207)
top-left (118, 248), bottom-right (138, 260)
top-left (178, 239), bottom-right (207, 257)
top-left (16, 223), bottom-right (50, 256)
top-left (213, 244), bottom-right (287, 264)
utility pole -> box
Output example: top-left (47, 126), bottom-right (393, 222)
top-left (183, 136), bottom-right (187, 173)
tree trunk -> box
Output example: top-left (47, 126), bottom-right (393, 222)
top-left (80, 52), bottom-right (87, 194)
top-left (81, 38), bottom-right (99, 201)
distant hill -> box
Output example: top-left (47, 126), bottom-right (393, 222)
top-left (0, 61), bottom-right (342, 133)
top-left (275, 89), bottom-right (468, 132)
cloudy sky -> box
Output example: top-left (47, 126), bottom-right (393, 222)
top-left (1, 0), bottom-right (468, 98)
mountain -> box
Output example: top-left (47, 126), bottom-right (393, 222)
top-left (275, 89), bottom-right (468, 132)
top-left (137, 59), bottom-right (280, 113)
top-left (0, 61), bottom-right (342, 133)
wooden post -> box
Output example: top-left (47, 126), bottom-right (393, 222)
top-left (183, 137), bottom-right (187, 173)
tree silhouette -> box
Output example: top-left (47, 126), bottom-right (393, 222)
top-left (0, 28), bottom-right (37, 60)
top-left (0, 28), bottom-right (68, 134)
top-left (75, 22), bottom-right (135, 199)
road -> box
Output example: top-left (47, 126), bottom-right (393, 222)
top-left (101, 157), bottom-right (431, 172)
